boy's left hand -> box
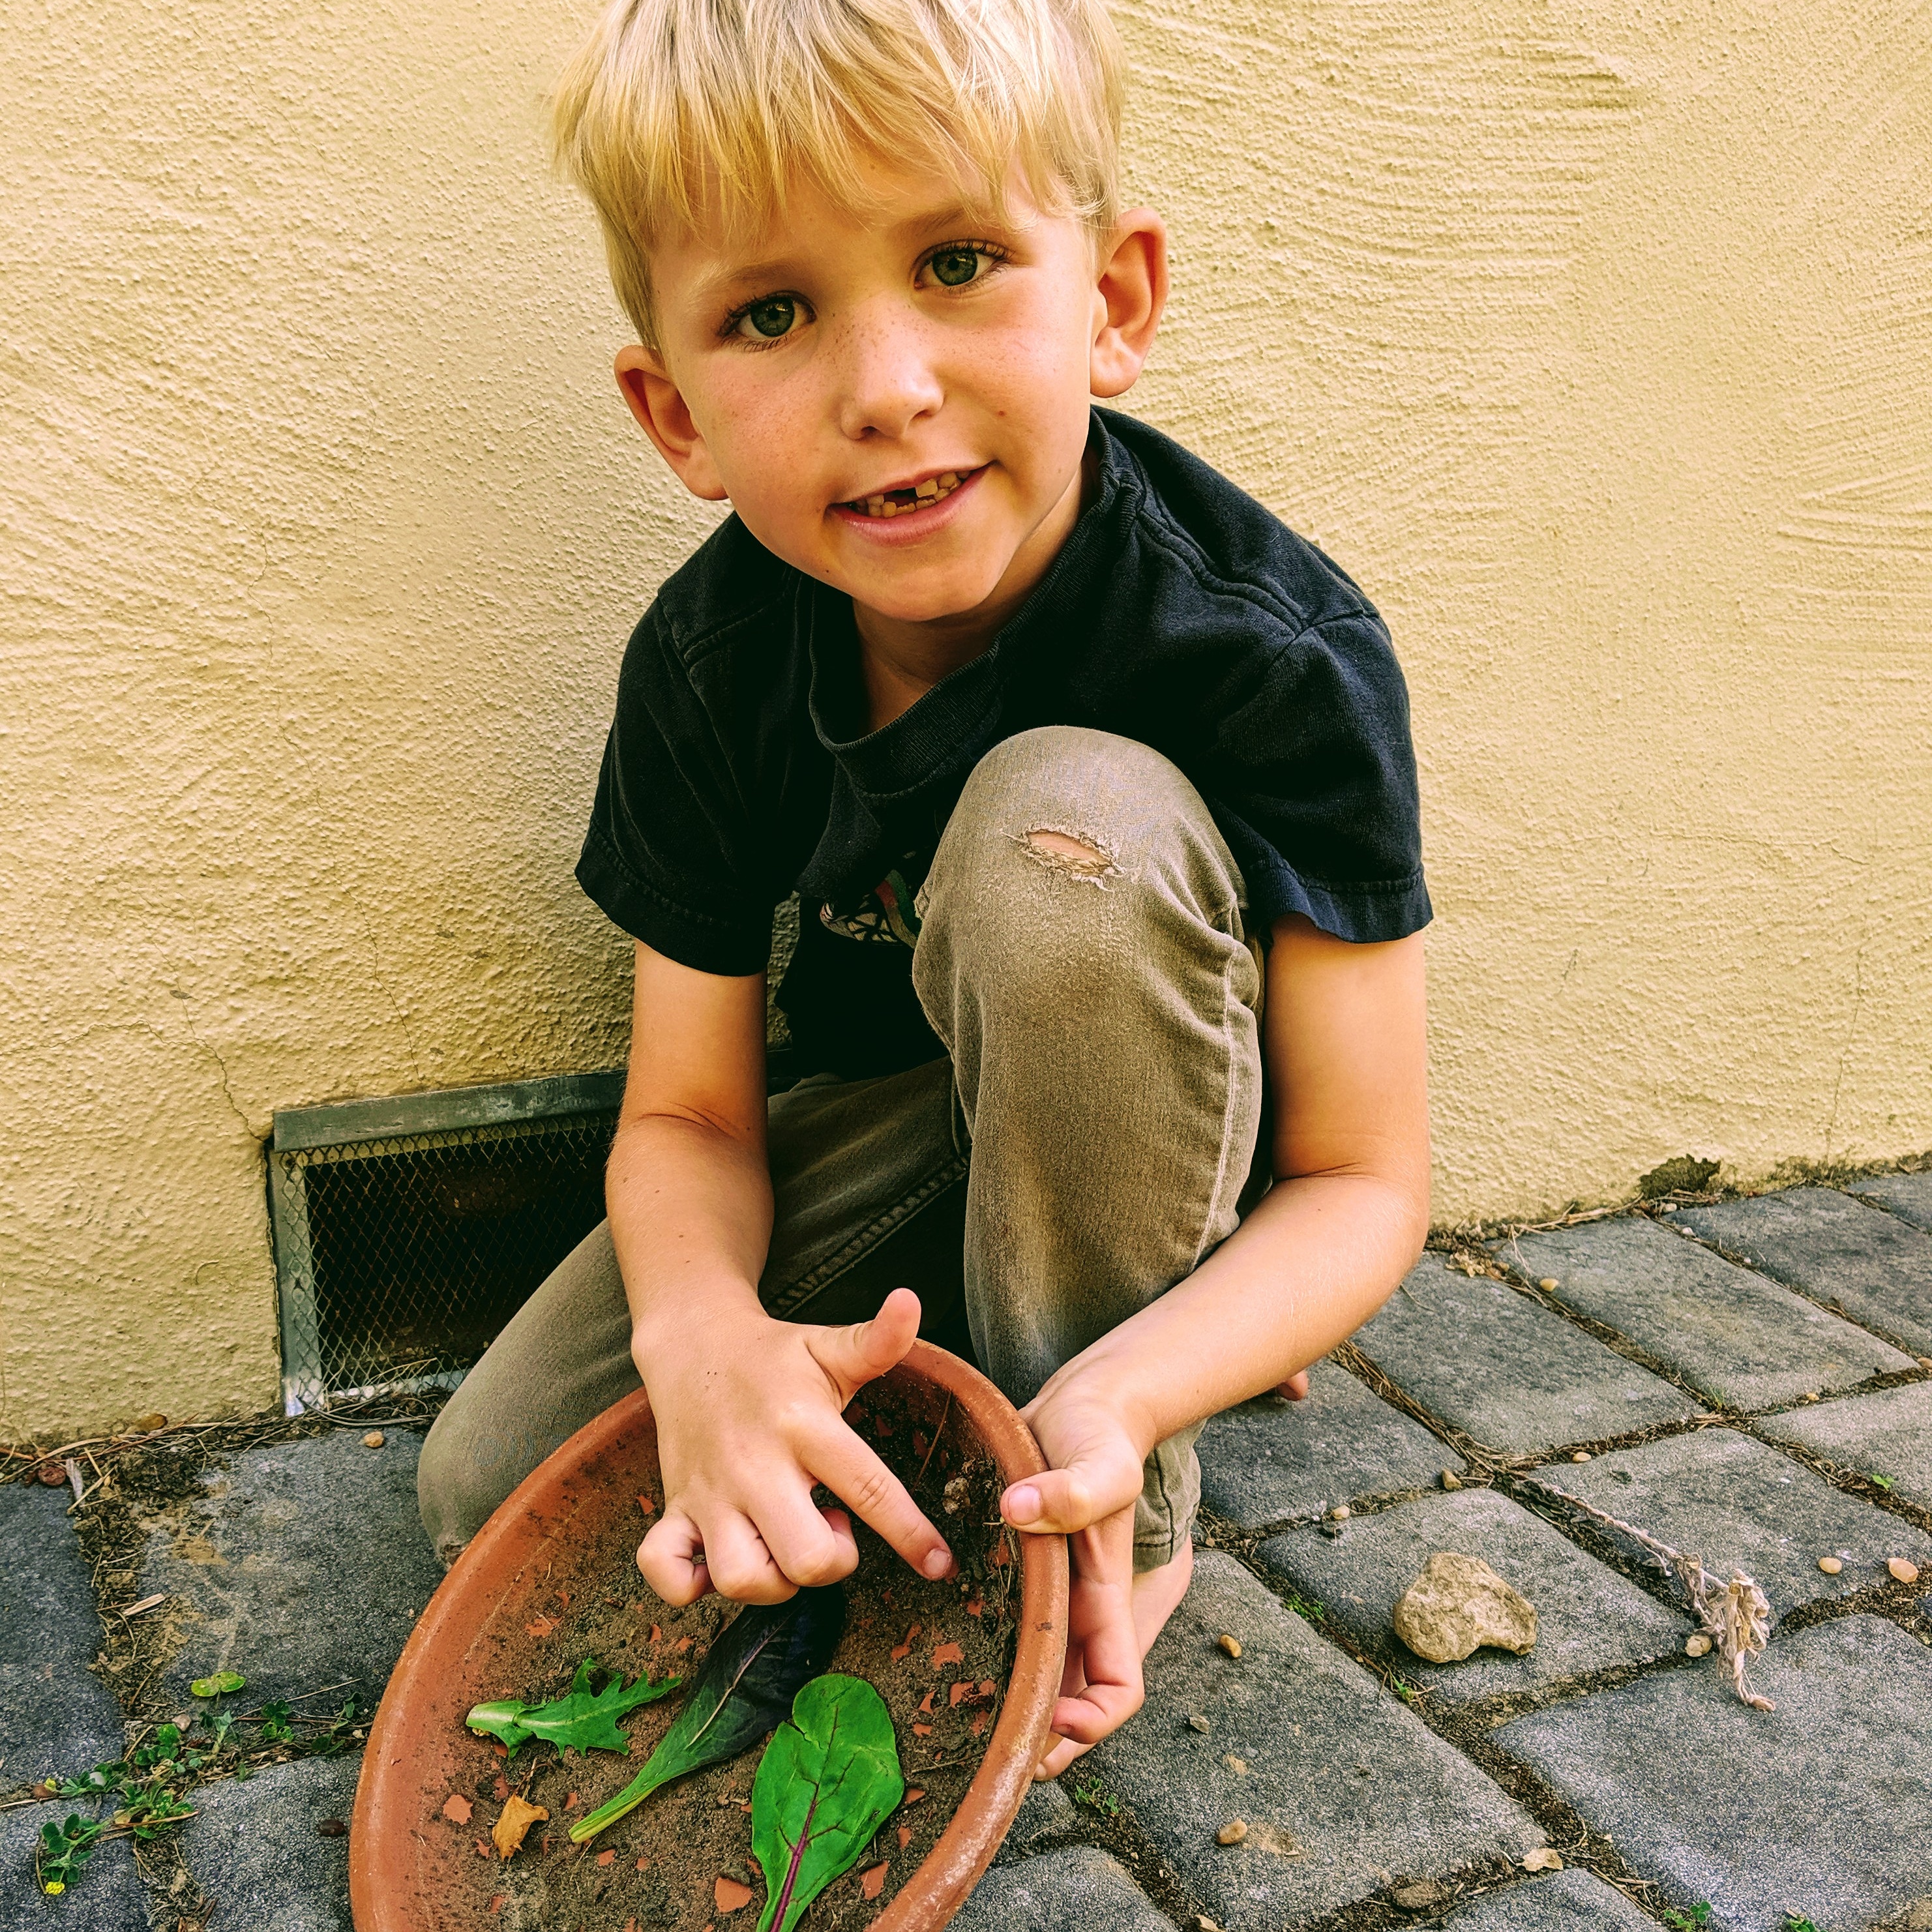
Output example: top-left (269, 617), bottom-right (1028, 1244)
top-left (999, 1388), bottom-right (1150, 1776)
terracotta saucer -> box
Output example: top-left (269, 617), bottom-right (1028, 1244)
top-left (351, 1342), bottom-right (1070, 1930)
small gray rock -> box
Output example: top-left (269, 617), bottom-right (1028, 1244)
top-left (1393, 1553), bottom-right (1538, 1663)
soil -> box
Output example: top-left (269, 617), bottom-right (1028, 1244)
top-left (453, 1375), bottom-right (1023, 1932)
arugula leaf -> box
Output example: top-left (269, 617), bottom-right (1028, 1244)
top-left (752, 1676), bottom-right (903, 1932)
top-left (467, 1657), bottom-right (682, 1759)
top-left (569, 1586), bottom-right (846, 1845)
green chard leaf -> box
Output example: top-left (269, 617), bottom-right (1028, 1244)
top-left (752, 1676), bottom-right (904, 1932)
top-left (467, 1657), bottom-right (682, 1759)
top-left (569, 1585), bottom-right (846, 1846)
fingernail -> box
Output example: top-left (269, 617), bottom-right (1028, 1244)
top-left (1005, 1485), bottom-right (1040, 1524)
top-left (923, 1549), bottom-right (953, 1579)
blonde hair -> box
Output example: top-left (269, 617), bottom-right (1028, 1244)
top-left (550, 0), bottom-right (1125, 344)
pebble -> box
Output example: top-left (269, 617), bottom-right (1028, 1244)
top-left (1890, 1557), bottom-right (1920, 1584)
top-left (1223, 1755), bottom-right (1247, 1776)
top-left (363, 1431), bottom-right (385, 1449)
top-left (1217, 1633), bottom-right (1242, 1659)
top-left (1537, 1278), bottom-right (1559, 1291)
top-left (1570, 1451), bottom-right (1592, 1463)
top-left (1187, 1714), bottom-right (1211, 1734)
top-left (1817, 1556), bottom-right (1843, 1575)
top-left (1918, 1358), bottom-right (1932, 1372)
top-left (1685, 1633), bottom-right (1712, 1657)
top-left (1330, 1505), bottom-right (1352, 1521)
top-left (1215, 1819), bottom-right (1248, 1846)
top-left (1439, 1469), bottom-right (1463, 1491)
top-left (1393, 1551), bottom-right (1538, 1663)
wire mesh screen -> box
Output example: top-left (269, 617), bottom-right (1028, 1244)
top-left (270, 1112), bottom-right (617, 1410)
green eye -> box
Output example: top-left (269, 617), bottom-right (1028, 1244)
top-left (930, 248), bottom-right (981, 288)
top-left (743, 296), bottom-right (797, 338)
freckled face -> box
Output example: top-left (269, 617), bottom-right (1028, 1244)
top-left (640, 164), bottom-right (1107, 625)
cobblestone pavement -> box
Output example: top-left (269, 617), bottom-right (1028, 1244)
top-left (5, 1180), bottom-right (1930, 1931)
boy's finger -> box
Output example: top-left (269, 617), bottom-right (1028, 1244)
top-left (1002, 1463), bottom-right (1137, 1536)
top-left (810, 1427), bottom-right (956, 1583)
top-left (637, 1509), bottom-right (712, 1606)
top-left (754, 1494), bottom-right (861, 1591)
top-left (806, 1287), bottom-right (923, 1403)
top-left (695, 1509), bottom-right (800, 1605)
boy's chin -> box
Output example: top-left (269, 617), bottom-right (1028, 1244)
top-left (841, 560), bottom-right (1009, 627)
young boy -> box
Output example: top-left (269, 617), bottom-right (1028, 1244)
top-left (419, 0), bottom-right (1431, 1778)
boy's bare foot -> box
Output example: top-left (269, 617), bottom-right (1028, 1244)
top-left (1035, 1539), bottom-right (1194, 1779)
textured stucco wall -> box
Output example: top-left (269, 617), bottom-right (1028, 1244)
top-left (5, 0), bottom-right (1928, 1438)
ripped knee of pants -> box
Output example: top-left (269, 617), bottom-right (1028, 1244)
top-left (1013, 827), bottom-right (1121, 883)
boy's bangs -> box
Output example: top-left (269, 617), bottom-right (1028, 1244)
top-left (553, 0), bottom-right (1123, 340)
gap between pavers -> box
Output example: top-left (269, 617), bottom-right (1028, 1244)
top-left (1757, 1380), bottom-right (1932, 1512)
top-left (1847, 1169), bottom-right (1932, 1234)
top-left (1256, 1487), bottom-right (1688, 1704)
top-left (1674, 1187), bottom-right (1932, 1356)
top-left (1078, 1550), bottom-right (1541, 1929)
top-left (181, 1749), bottom-right (361, 1931)
top-left (0, 1796), bottom-right (150, 1927)
top-left (1528, 1428), bottom-right (1932, 1618)
top-left (1198, 1360), bottom-right (1467, 1532)
top-left (1500, 1215), bottom-right (1910, 1410)
top-left (990, 1777), bottom-right (1079, 1867)
top-left (1442, 1865), bottom-right (1658, 1932)
top-left (0, 1479), bottom-right (126, 1790)
top-left (1350, 1256), bottom-right (1698, 1457)
top-left (1492, 1614), bottom-right (1932, 1932)
top-left (136, 1428), bottom-right (443, 1713)
top-left (952, 1845), bottom-right (1174, 1931)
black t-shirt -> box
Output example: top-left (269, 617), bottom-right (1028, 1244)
top-left (578, 408), bottom-right (1431, 1078)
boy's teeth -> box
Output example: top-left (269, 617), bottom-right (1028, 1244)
top-left (848, 470), bottom-right (969, 516)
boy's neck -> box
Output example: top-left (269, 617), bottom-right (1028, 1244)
top-left (854, 444), bottom-right (1099, 734)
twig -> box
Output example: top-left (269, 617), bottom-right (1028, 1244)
top-left (1528, 1478), bottom-right (1774, 1709)
top-left (912, 1394), bottom-right (953, 1494)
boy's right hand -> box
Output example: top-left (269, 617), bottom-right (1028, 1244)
top-left (635, 1286), bottom-right (955, 1605)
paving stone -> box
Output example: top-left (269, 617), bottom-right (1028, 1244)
top-left (991, 1777), bottom-right (1078, 1866)
top-left (1198, 1361), bottom-right (1467, 1530)
top-left (1757, 1380), bottom-right (1932, 1511)
top-left (1675, 1186), bottom-right (1932, 1355)
top-left (1350, 1255), bottom-right (1697, 1455)
top-left (1847, 1169), bottom-right (1932, 1234)
top-left (1080, 1551), bottom-right (1538, 1927)
top-left (183, 1750), bottom-right (359, 1929)
top-left (1256, 1488), bottom-right (1687, 1703)
top-left (953, 1847), bottom-right (1172, 1931)
top-left (1443, 1867), bottom-right (1657, 1932)
top-left (1494, 1615), bottom-right (1932, 1932)
top-left (0, 1479), bottom-right (126, 1790)
top-left (1529, 1427), bottom-right (1932, 1616)
top-left (138, 1429), bottom-right (441, 1710)
top-left (0, 1794), bottom-right (151, 1925)
top-left (1502, 1215), bottom-right (1910, 1409)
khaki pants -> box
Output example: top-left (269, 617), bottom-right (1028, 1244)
top-left (418, 728), bottom-right (1266, 1571)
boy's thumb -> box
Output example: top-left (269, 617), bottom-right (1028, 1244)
top-left (812, 1286), bottom-right (922, 1399)
top-left (1001, 1466), bottom-right (1108, 1536)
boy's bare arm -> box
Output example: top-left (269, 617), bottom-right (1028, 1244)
top-left (609, 940), bottom-right (954, 1606)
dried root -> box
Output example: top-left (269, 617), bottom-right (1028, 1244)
top-left (1530, 1479), bottom-right (1775, 1710)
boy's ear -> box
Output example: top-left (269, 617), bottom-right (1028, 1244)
top-left (614, 346), bottom-right (730, 501)
top-left (1089, 209), bottom-right (1168, 400)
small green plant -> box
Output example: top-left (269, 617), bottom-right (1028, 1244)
top-left (1782, 1916), bottom-right (1818, 1932)
top-left (1866, 1471), bottom-right (1895, 1491)
top-left (1072, 1781), bottom-right (1122, 1819)
top-left (36, 1816), bottom-right (104, 1896)
top-left (1390, 1676), bottom-right (1419, 1705)
top-left (1281, 1592), bottom-right (1326, 1622)
top-left (1662, 1906), bottom-right (1712, 1931)
top-left (257, 1700), bottom-right (295, 1743)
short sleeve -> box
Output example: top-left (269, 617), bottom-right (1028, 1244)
top-left (576, 607), bottom-right (775, 975)
top-left (1203, 609), bottom-right (1431, 944)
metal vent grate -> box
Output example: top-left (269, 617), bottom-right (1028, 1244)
top-left (268, 1071), bottom-right (624, 1412)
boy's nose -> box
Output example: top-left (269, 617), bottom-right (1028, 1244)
top-left (831, 312), bottom-right (944, 443)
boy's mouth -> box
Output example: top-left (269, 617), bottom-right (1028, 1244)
top-left (838, 466), bottom-right (983, 520)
